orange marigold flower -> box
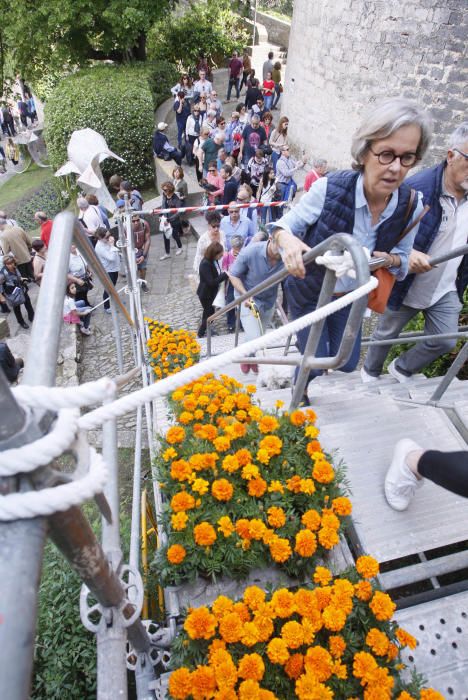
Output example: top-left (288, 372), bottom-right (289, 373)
top-left (166, 426), bottom-right (186, 444)
top-left (235, 448), bottom-right (252, 466)
top-left (167, 544), bottom-right (186, 565)
top-left (313, 566), bottom-right (332, 586)
top-left (248, 477), bottom-right (268, 497)
top-left (304, 425), bottom-right (320, 439)
top-left (238, 653), bottom-right (265, 681)
top-left (200, 452), bottom-right (218, 469)
top-left (301, 509), bottom-right (321, 531)
top-left (304, 646), bottom-right (333, 682)
top-left (222, 454), bottom-right (240, 473)
top-left (295, 529), bottom-right (317, 557)
top-left (331, 496), bottom-right (352, 516)
top-left (290, 410), bottom-right (306, 426)
top-left (259, 435), bottom-right (283, 456)
top-left (179, 411), bottom-right (194, 425)
top-left (286, 475), bottom-right (302, 493)
top-left (235, 518), bottom-right (251, 539)
top-left (318, 527), bottom-right (340, 549)
top-left (285, 653), bottom-right (304, 679)
top-left (238, 680), bottom-right (261, 700)
top-left (184, 607), bottom-right (217, 640)
top-left (268, 480), bottom-right (284, 494)
top-left (211, 478), bottom-right (234, 502)
top-left (267, 506), bottom-right (286, 529)
top-left (295, 589), bottom-right (318, 618)
top-left (194, 522), bottom-right (217, 546)
top-left (212, 595), bottom-right (234, 619)
top-left (322, 606), bottom-right (347, 632)
top-left (353, 651), bottom-right (378, 680)
top-left (252, 612), bottom-right (274, 642)
top-left (295, 674), bottom-right (334, 700)
top-left (301, 616), bottom-right (320, 644)
top-left (396, 693), bottom-right (416, 700)
top-left (217, 515), bottom-right (235, 537)
top-left (214, 661), bottom-right (238, 692)
top-left (241, 621), bottom-right (261, 647)
top-left (366, 628), bottom-right (389, 656)
top-left (192, 477), bottom-right (210, 495)
top-left (356, 555), bottom-right (380, 579)
top-left (208, 638), bottom-right (227, 662)
top-left (281, 620), bottom-right (304, 649)
top-left (256, 448), bottom-right (271, 465)
top-left (219, 612), bottom-right (243, 643)
top-left (321, 511), bottom-right (340, 530)
top-left (369, 591), bottom-right (396, 621)
top-left (395, 627), bottom-right (417, 649)
top-left (271, 588), bottom-right (296, 618)
top-left (168, 667), bottom-right (192, 699)
top-left (213, 436), bottom-right (231, 452)
top-left (354, 580), bottom-right (373, 601)
top-left (312, 460), bottom-right (335, 483)
top-left (248, 518), bottom-right (267, 540)
top-left (258, 415), bottom-right (280, 434)
top-left (329, 635), bottom-right (346, 658)
top-left (171, 492), bottom-right (196, 512)
top-left (191, 665), bottom-right (216, 699)
top-left (242, 462), bottom-right (260, 480)
top-left (170, 459), bottom-right (193, 482)
top-left (242, 586), bottom-right (266, 610)
top-left (387, 642), bottom-right (399, 661)
top-left (171, 512), bottom-right (188, 531)
top-left (420, 692), bottom-right (445, 700)
top-left (306, 440), bottom-right (322, 456)
top-left (162, 447), bottom-right (177, 461)
top-left (267, 637), bottom-right (290, 665)
top-left (233, 601), bottom-right (251, 622)
top-left (269, 536), bottom-right (292, 563)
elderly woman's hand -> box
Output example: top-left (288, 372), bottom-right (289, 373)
top-left (275, 229), bottom-right (311, 279)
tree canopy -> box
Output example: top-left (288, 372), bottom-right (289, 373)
top-left (1, 0), bottom-right (176, 88)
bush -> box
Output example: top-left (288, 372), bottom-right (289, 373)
top-left (14, 179), bottom-right (68, 233)
top-left (44, 63), bottom-right (171, 188)
top-left (147, 2), bottom-right (249, 75)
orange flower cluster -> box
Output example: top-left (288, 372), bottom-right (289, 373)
top-left (155, 374), bottom-right (352, 585)
top-left (146, 319), bottom-right (200, 379)
top-left (169, 558), bottom-right (440, 700)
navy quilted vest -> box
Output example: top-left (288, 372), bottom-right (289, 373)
top-left (286, 170), bottom-right (417, 308)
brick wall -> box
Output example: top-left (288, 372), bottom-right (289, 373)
top-left (282, 0), bottom-right (467, 169)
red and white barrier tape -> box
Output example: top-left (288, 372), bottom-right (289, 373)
top-left (149, 200), bottom-right (289, 216)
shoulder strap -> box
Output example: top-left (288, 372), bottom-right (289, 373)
top-left (396, 189), bottom-right (430, 243)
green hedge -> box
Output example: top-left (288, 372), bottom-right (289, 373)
top-left (44, 62), bottom-right (176, 188)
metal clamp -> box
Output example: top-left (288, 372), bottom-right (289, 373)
top-left (119, 564), bottom-right (144, 627)
top-left (126, 621), bottom-right (172, 671)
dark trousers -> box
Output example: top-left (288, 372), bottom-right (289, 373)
top-left (288, 291), bottom-right (362, 389)
top-left (103, 271), bottom-right (119, 310)
top-left (186, 135), bottom-right (197, 166)
top-left (227, 77), bottom-right (240, 101)
top-left (13, 292), bottom-right (34, 325)
top-left (419, 451), bottom-right (468, 498)
top-left (17, 261), bottom-right (34, 281)
top-left (163, 223), bottom-right (182, 254)
top-left (198, 296), bottom-right (214, 336)
top-left (240, 70), bottom-right (250, 91)
top-left (225, 280), bottom-right (235, 329)
top-left (176, 121), bottom-right (186, 149)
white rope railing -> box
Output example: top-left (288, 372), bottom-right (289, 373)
top-left (0, 275), bottom-right (377, 521)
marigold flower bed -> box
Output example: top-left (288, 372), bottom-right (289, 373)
top-left (146, 319), bottom-right (201, 379)
top-left (153, 374), bottom-right (352, 587)
top-left (168, 558), bottom-right (443, 700)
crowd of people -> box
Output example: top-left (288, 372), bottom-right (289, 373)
top-left (0, 80), bottom-right (38, 173)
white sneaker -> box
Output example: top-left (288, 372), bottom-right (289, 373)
top-left (175, 248), bottom-right (183, 256)
top-left (80, 327), bottom-right (91, 336)
top-left (385, 438), bottom-right (423, 511)
top-left (160, 254), bottom-right (171, 261)
top-left (360, 367), bottom-right (379, 384)
top-left (388, 358), bottom-right (414, 384)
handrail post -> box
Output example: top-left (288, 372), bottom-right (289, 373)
top-left (428, 341), bottom-right (468, 404)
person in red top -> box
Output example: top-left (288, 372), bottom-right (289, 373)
top-left (227, 50), bottom-right (243, 102)
top-left (34, 211), bottom-right (53, 248)
top-left (262, 71), bottom-right (275, 111)
top-left (304, 158), bottom-right (328, 192)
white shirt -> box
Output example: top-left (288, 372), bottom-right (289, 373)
top-left (63, 296), bottom-right (77, 315)
top-left (69, 251), bottom-right (87, 277)
top-left (81, 206), bottom-right (103, 234)
top-left (193, 79), bottom-right (213, 97)
top-left (193, 231), bottom-right (226, 273)
top-left (95, 240), bottom-right (121, 273)
top-left (404, 183), bottom-right (468, 309)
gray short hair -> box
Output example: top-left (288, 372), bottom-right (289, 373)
top-left (230, 235), bottom-right (244, 249)
top-left (351, 98), bottom-right (433, 170)
top-left (76, 197), bottom-right (89, 210)
top-left (313, 158), bottom-right (327, 169)
top-left (448, 122), bottom-right (468, 151)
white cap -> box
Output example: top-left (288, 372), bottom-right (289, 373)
top-left (157, 122), bottom-right (168, 130)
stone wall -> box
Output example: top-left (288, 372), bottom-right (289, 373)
top-left (283, 0), bottom-right (467, 169)
top-left (256, 10), bottom-right (291, 47)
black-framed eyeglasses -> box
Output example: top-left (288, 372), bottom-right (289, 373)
top-left (453, 148), bottom-right (468, 160)
top-left (368, 148), bottom-right (418, 167)
top-left (210, 223), bottom-right (220, 229)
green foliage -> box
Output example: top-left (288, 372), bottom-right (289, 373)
top-left (385, 292), bottom-right (468, 380)
top-left (2, 0), bottom-right (177, 88)
top-left (14, 179), bottom-right (67, 233)
top-left (139, 60), bottom-right (179, 110)
top-left (147, 1), bottom-right (249, 75)
top-left (259, 0), bottom-right (294, 18)
top-left (44, 65), bottom-right (159, 187)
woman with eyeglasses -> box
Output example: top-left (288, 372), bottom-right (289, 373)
top-left (160, 182), bottom-right (183, 260)
top-left (270, 116), bottom-right (290, 173)
top-left (185, 104), bottom-right (203, 166)
top-left (269, 98), bottom-right (431, 404)
top-left (170, 74), bottom-right (194, 102)
top-left (203, 161), bottom-right (224, 205)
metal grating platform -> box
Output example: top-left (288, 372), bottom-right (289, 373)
top-left (395, 590), bottom-right (468, 699)
top-left (318, 404), bottom-right (468, 563)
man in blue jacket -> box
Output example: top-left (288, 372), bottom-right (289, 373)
top-left (363, 122), bottom-right (468, 383)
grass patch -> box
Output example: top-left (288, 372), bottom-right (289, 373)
top-left (258, 5), bottom-right (292, 22)
top-left (0, 163), bottom-right (53, 211)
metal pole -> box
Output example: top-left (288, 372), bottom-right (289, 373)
top-left (429, 342), bottom-right (468, 404)
top-left (111, 302), bottom-right (125, 375)
top-left (0, 212), bottom-right (75, 700)
top-left (130, 406), bottom-right (142, 573)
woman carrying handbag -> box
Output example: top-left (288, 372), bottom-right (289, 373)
top-left (196, 242), bottom-right (228, 338)
top-left (0, 253), bottom-right (35, 329)
top-left (160, 182), bottom-right (183, 260)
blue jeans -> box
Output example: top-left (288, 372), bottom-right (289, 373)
top-left (277, 180), bottom-right (297, 216)
top-left (272, 84), bottom-right (281, 108)
top-left (264, 94), bottom-right (273, 110)
top-left (271, 151), bottom-right (280, 173)
top-left (76, 300), bottom-right (91, 328)
top-left (363, 291), bottom-right (462, 377)
top-left (260, 204), bottom-right (279, 224)
top-left (227, 77), bottom-right (240, 101)
top-left (288, 291), bottom-right (362, 387)
top-left (176, 121), bottom-right (186, 149)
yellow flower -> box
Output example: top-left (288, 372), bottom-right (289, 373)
top-left (281, 620), bottom-right (304, 649)
top-left (194, 522), bottom-right (217, 546)
top-left (248, 519), bottom-right (267, 540)
top-left (369, 591), bottom-right (396, 621)
top-left (267, 506), bottom-right (286, 529)
top-left (213, 436), bottom-right (231, 452)
top-left (238, 653), bottom-right (265, 681)
top-left (318, 527), bottom-right (339, 549)
top-left (238, 680), bottom-right (261, 700)
top-left (211, 478), bottom-right (234, 502)
top-left (356, 555), bottom-right (380, 579)
top-left (275, 400), bottom-right (284, 409)
top-left (168, 668), bottom-right (192, 699)
top-left (171, 512), bottom-right (188, 531)
top-left (268, 480), bottom-right (284, 494)
top-left (322, 606), bottom-right (347, 632)
top-left (300, 478), bottom-right (316, 495)
top-left (243, 586), bottom-right (266, 611)
top-left (166, 426), bottom-right (186, 444)
top-left (366, 628), bottom-right (389, 656)
top-left (167, 544), bottom-right (186, 564)
top-left (395, 627), bottom-right (417, 649)
top-left (184, 607), bottom-right (217, 640)
top-left (242, 463), bottom-right (260, 480)
top-left (295, 529), bottom-right (317, 557)
top-left (219, 612), bottom-right (243, 643)
top-left (267, 638), bottom-right (290, 665)
top-left (269, 536), bottom-right (292, 563)
top-left (162, 447), bottom-right (177, 461)
top-left (295, 672), bottom-right (333, 700)
top-left (271, 588), bottom-right (296, 618)
top-left (241, 621), bottom-right (261, 647)
top-left (258, 415), bottom-right (280, 433)
top-left (171, 492), bottom-right (196, 512)
top-left (222, 454), bottom-right (240, 473)
top-left (217, 515), bottom-right (235, 537)
top-left (301, 509), bottom-right (321, 531)
top-left (304, 425), bottom-right (320, 438)
top-left (312, 460), bottom-right (335, 483)
top-left (212, 595), bottom-right (234, 619)
top-left (313, 566), bottom-right (332, 586)
top-left (354, 580), bottom-right (373, 601)
top-left (192, 478), bottom-right (210, 495)
top-left (331, 496), bottom-right (352, 516)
